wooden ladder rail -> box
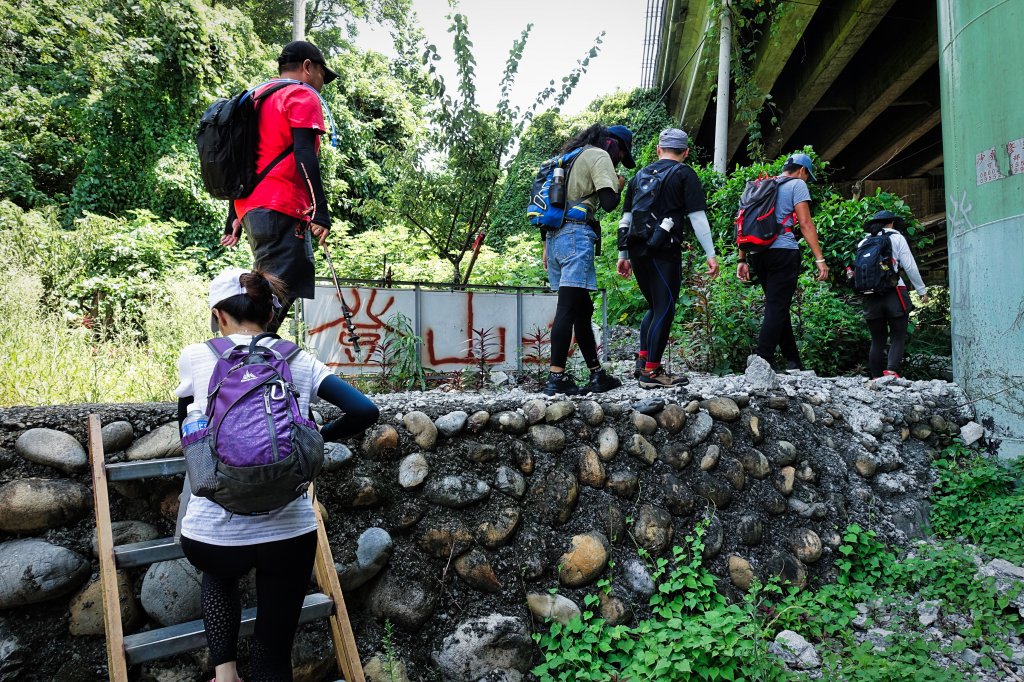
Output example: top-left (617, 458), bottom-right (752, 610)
top-left (313, 487), bottom-right (365, 682)
top-left (86, 414), bottom-right (365, 681)
top-left (88, 414), bottom-right (130, 682)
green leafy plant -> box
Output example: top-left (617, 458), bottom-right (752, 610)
top-left (521, 325), bottom-right (552, 385)
top-left (532, 522), bottom-right (790, 682)
top-left (466, 325), bottom-right (498, 389)
top-left (369, 312), bottom-right (427, 391)
top-left (929, 441), bottom-right (1024, 563)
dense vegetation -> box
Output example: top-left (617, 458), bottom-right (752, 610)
top-left (533, 442), bottom-right (1024, 681)
top-left (0, 0), bottom-right (948, 405)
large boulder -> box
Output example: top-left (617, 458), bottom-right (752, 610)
top-left (0, 478), bottom-right (91, 533)
top-left (433, 614), bottom-right (533, 682)
top-left (140, 559), bottom-right (203, 626)
top-left (69, 571), bottom-right (142, 636)
top-left (125, 423), bottom-right (181, 461)
top-left (14, 428), bottom-right (88, 473)
top-left (0, 540), bottom-right (89, 609)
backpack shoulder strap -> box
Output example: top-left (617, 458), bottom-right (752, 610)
top-left (249, 82), bottom-right (295, 187)
top-left (251, 81), bottom-right (292, 103)
top-left (269, 339), bottom-right (303, 363)
top-left (205, 337), bottom-right (237, 359)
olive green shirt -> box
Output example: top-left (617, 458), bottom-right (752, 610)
top-left (566, 146), bottom-right (619, 220)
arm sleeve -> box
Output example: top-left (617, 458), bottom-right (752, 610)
top-left (622, 180), bottom-right (634, 213)
top-left (224, 202), bottom-right (237, 235)
top-left (597, 187), bottom-right (621, 212)
top-left (317, 376), bottom-right (381, 441)
top-left (617, 212), bottom-right (633, 256)
top-left (688, 210), bottom-right (716, 259)
top-left (293, 128), bottom-right (331, 228)
top-left (892, 233), bottom-right (927, 295)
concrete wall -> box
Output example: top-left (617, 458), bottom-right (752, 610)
top-left (938, 0), bottom-right (1024, 457)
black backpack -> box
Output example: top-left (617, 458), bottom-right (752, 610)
top-left (196, 82), bottom-right (293, 201)
top-left (734, 175), bottom-right (797, 253)
top-left (853, 230), bottom-right (898, 294)
top-left (627, 162), bottom-right (683, 242)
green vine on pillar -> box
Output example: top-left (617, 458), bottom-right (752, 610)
top-left (710, 0), bottom-right (790, 161)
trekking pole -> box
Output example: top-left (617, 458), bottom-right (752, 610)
top-left (321, 242), bottom-right (362, 357)
top-left (298, 160), bottom-right (361, 357)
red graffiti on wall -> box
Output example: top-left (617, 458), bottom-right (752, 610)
top-left (309, 288), bottom-right (564, 370)
top-left (308, 288), bottom-right (397, 365)
top-left (424, 293), bottom-right (508, 366)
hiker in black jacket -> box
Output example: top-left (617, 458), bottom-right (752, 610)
top-left (617, 128), bottom-right (718, 388)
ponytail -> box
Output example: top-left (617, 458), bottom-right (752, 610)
top-left (213, 269), bottom-right (288, 326)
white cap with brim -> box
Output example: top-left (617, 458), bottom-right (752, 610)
top-left (208, 267), bottom-right (250, 333)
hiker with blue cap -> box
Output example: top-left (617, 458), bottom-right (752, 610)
top-left (737, 152), bottom-right (829, 371)
top-left (540, 123), bottom-right (634, 396)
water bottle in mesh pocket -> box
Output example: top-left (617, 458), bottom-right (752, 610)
top-left (181, 429), bottom-right (219, 497)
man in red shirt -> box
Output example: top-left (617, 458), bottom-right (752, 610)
top-left (222, 41), bottom-right (338, 332)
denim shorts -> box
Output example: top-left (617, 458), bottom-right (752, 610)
top-left (546, 223), bottom-right (598, 291)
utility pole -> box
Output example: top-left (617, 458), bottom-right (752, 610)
top-left (292, 0), bottom-right (306, 41)
top-left (713, 0), bottom-right (731, 174)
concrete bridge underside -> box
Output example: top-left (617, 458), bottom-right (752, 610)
top-left (656, 0), bottom-right (946, 281)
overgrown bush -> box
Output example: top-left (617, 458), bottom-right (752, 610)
top-left (930, 442), bottom-right (1024, 563)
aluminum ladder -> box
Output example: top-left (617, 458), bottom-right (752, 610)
top-left (86, 414), bottom-right (365, 682)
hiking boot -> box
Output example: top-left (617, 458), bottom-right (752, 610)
top-left (785, 360), bottom-right (805, 371)
top-left (633, 354), bottom-right (646, 379)
top-left (584, 368), bottom-right (622, 394)
top-left (882, 370), bottom-right (901, 378)
top-left (638, 366), bottom-right (689, 389)
top-left (543, 371), bottom-right (581, 396)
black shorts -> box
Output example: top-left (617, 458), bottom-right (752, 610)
top-left (863, 286), bottom-right (913, 320)
top-left (242, 208), bottom-right (315, 300)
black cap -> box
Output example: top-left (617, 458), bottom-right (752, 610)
top-left (865, 210), bottom-right (905, 229)
top-left (278, 40), bottom-right (339, 85)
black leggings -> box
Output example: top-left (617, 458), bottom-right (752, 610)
top-left (180, 531), bottom-right (318, 682)
top-left (750, 249), bottom-right (802, 367)
top-left (867, 315), bottom-right (909, 378)
top-left (632, 255), bottom-right (682, 365)
top-left (550, 286), bottom-right (600, 370)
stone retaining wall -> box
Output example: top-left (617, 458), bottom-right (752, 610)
top-left (0, 366), bottom-right (978, 681)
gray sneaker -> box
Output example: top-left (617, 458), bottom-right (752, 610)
top-left (638, 366), bottom-right (688, 389)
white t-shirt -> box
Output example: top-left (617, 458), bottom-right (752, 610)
top-left (174, 334), bottom-right (332, 546)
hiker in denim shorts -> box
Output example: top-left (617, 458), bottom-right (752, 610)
top-left (541, 124), bottom-right (634, 396)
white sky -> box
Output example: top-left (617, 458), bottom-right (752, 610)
top-left (354, 0), bottom-right (647, 115)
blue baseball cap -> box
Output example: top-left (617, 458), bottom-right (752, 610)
top-left (606, 125), bottom-right (637, 168)
top-left (785, 152), bottom-right (816, 182)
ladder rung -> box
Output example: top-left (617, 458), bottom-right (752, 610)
top-left (114, 537), bottom-right (184, 568)
top-left (106, 457), bottom-right (187, 481)
top-left (123, 592), bottom-right (335, 665)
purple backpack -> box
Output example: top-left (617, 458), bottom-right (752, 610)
top-left (181, 333), bottom-right (324, 514)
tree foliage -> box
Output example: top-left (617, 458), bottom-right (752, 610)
top-left (388, 9), bottom-right (604, 284)
top-left (0, 0), bottom-right (423, 249)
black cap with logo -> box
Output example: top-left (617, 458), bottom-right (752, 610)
top-left (278, 40), bottom-right (339, 85)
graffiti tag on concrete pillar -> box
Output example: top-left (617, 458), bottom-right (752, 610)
top-left (947, 189), bottom-right (977, 234)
